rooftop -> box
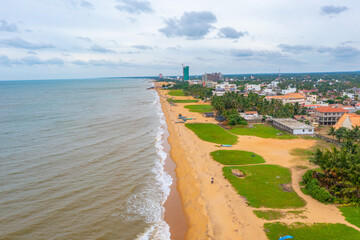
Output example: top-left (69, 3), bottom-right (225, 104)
top-left (315, 107), bottom-right (349, 113)
top-left (272, 118), bottom-right (314, 129)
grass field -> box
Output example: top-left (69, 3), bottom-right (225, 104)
top-left (185, 123), bottom-right (237, 145)
top-left (253, 210), bottom-right (284, 220)
top-left (339, 207), bottom-right (360, 228)
top-left (229, 124), bottom-right (297, 139)
top-left (223, 165), bottom-right (305, 208)
top-left (167, 98), bottom-right (198, 103)
top-left (184, 104), bottom-right (213, 113)
top-left (210, 150), bottom-right (265, 165)
top-left (167, 90), bottom-right (185, 96)
top-left (264, 222), bottom-right (360, 240)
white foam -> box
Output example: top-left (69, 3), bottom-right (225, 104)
top-left (130, 85), bottom-right (172, 240)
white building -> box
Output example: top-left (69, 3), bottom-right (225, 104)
top-left (270, 81), bottom-right (279, 88)
top-left (271, 118), bottom-right (314, 135)
top-left (281, 87), bottom-right (297, 95)
top-left (343, 92), bottom-right (355, 100)
top-left (213, 82), bottom-right (237, 96)
top-left (246, 84), bottom-right (261, 91)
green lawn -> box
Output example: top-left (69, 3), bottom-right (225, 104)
top-left (184, 104), bottom-right (213, 113)
top-left (223, 165), bottom-right (305, 208)
top-left (210, 150), bottom-right (265, 165)
top-left (339, 207), bottom-right (360, 228)
top-left (167, 98), bottom-right (199, 103)
top-left (264, 222), bottom-right (360, 240)
top-left (185, 123), bottom-right (237, 145)
top-left (253, 210), bottom-right (284, 220)
top-left (168, 90), bottom-right (185, 96)
top-left (229, 124), bottom-right (298, 139)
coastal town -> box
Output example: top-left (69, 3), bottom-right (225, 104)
top-left (155, 67), bottom-right (360, 240)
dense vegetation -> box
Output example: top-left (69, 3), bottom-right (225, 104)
top-left (211, 92), bottom-right (305, 118)
top-left (172, 82), bottom-right (212, 99)
top-left (302, 142), bottom-right (360, 204)
top-left (328, 126), bottom-right (360, 142)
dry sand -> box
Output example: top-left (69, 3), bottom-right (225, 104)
top-left (156, 86), bottom-right (360, 240)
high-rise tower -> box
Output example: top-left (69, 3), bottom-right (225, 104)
top-left (182, 65), bottom-right (189, 81)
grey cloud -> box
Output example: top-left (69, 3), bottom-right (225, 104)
top-left (159, 11), bottom-right (217, 40)
top-left (90, 44), bottom-right (115, 53)
top-left (321, 5), bottom-right (348, 15)
top-left (72, 59), bottom-right (134, 67)
top-left (0, 20), bottom-right (18, 32)
top-left (318, 46), bottom-right (360, 58)
top-left (80, 1), bottom-right (94, 9)
top-left (231, 49), bottom-right (254, 57)
top-left (77, 36), bottom-right (92, 42)
top-left (218, 27), bottom-right (246, 39)
top-left (115, 0), bottom-right (153, 14)
top-left (132, 45), bottom-right (153, 50)
top-left (0, 38), bottom-right (55, 49)
top-left (278, 44), bottom-right (313, 54)
top-left (0, 55), bottom-right (64, 66)
top-left (27, 51), bottom-right (37, 55)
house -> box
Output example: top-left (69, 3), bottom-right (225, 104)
top-left (245, 84), bottom-right (261, 91)
top-left (281, 87), bottom-right (296, 95)
top-left (334, 113), bottom-right (360, 129)
top-left (265, 93), bottom-right (306, 104)
top-left (271, 118), bottom-right (315, 135)
top-left (314, 107), bottom-right (349, 126)
top-left (240, 111), bottom-right (263, 123)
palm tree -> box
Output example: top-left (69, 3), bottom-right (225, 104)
top-left (328, 127), bottom-right (336, 139)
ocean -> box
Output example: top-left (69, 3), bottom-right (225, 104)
top-left (0, 78), bottom-right (172, 239)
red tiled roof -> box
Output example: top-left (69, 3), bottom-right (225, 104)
top-left (244, 111), bottom-right (258, 114)
top-left (315, 107), bottom-right (349, 113)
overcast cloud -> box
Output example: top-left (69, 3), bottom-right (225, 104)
top-left (0, 0), bottom-right (359, 80)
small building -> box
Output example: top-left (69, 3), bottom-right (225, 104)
top-left (240, 111), bottom-right (263, 123)
top-left (271, 118), bottom-right (315, 135)
top-left (266, 93), bottom-right (306, 104)
top-left (334, 113), bottom-right (360, 129)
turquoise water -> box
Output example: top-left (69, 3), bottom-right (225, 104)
top-left (0, 78), bottom-right (171, 239)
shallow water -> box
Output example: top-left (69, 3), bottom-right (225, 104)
top-left (0, 78), bottom-right (172, 240)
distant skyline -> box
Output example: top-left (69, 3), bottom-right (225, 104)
top-left (0, 0), bottom-right (359, 80)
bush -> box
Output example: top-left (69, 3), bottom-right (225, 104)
top-left (302, 170), bottom-right (335, 203)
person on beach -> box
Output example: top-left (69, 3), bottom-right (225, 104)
top-left (211, 177), bottom-right (214, 184)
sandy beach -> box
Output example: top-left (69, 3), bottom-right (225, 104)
top-left (157, 84), bottom-right (360, 240)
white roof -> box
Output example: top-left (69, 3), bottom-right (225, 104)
top-left (272, 118), bottom-right (314, 130)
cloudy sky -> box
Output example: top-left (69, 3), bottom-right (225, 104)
top-left (0, 0), bottom-right (359, 80)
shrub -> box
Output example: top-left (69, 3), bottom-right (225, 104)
top-left (302, 170), bottom-right (335, 203)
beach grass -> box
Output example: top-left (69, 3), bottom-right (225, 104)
top-left (167, 98), bottom-right (198, 103)
top-left (184, 104), bottom-right (213, 113)
top-left (223, 165), bottom-right (305, 208)
top-left (253, 210), bottom-right (284, 220)
top-left (264, 222), bottom-right (360, 240)
top-left (339, 207), bottom-right (360, 228)
top-left (210, 150), bottom-right (265, 165)
top-left (185, 123), bottom-right (237, 145)
top-left (168, 90), bottom-right (185, 96)
top-left (229, 124), bottom-right (297, 139)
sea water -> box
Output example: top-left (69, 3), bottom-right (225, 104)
top-left (0, 78), bottom-right (172, 240)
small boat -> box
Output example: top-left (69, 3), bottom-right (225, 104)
top-left (175, 121), bottom-right (184, 123)
top-left (220, 144), bottom-right (232, 147)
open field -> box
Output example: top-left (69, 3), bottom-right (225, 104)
top-left (339, 207), bottom-right (360, 228)
top-left (168, 90), bottom-right (185, 96)
top-left (223, 165), bottom-right (305, 208)
top-left (229, 124), bottom-right (297, 139)
top-left (167, 98), bottom-right (199, 103)
top-left (185, 123), bottom-right (237, 145)
top-left (264, 222), bottom-right (360, 240)
top-left (184, 104), bottom-right (213, 113)
top-left (210, 150), bottom-right (265, 165)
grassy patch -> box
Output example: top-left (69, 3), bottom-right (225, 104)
top-left (229, 124), bottom-right (297, 139)
top-left (210, 150), bottom-right (265, 165)
top-left (168, 90), bottom-right (185, 96)
top-left (167, 98), bottom-right (199, 103)
top-left (339, 207), bottom-right (360, 228)
top-left (223, 165), bottom-right (305, 208)
top-left (185, 123), bottom-right (237, 145)
top-left (264, 222), bottom-right (360, 240)
top-left (184, 104), bottom-right (213, 113)
top-left (296, 165), bottom-right (309, 169)
top-left (253, 210), bottom-right (284, 220)
top-left (291, 148), bottom-right (313, 159)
